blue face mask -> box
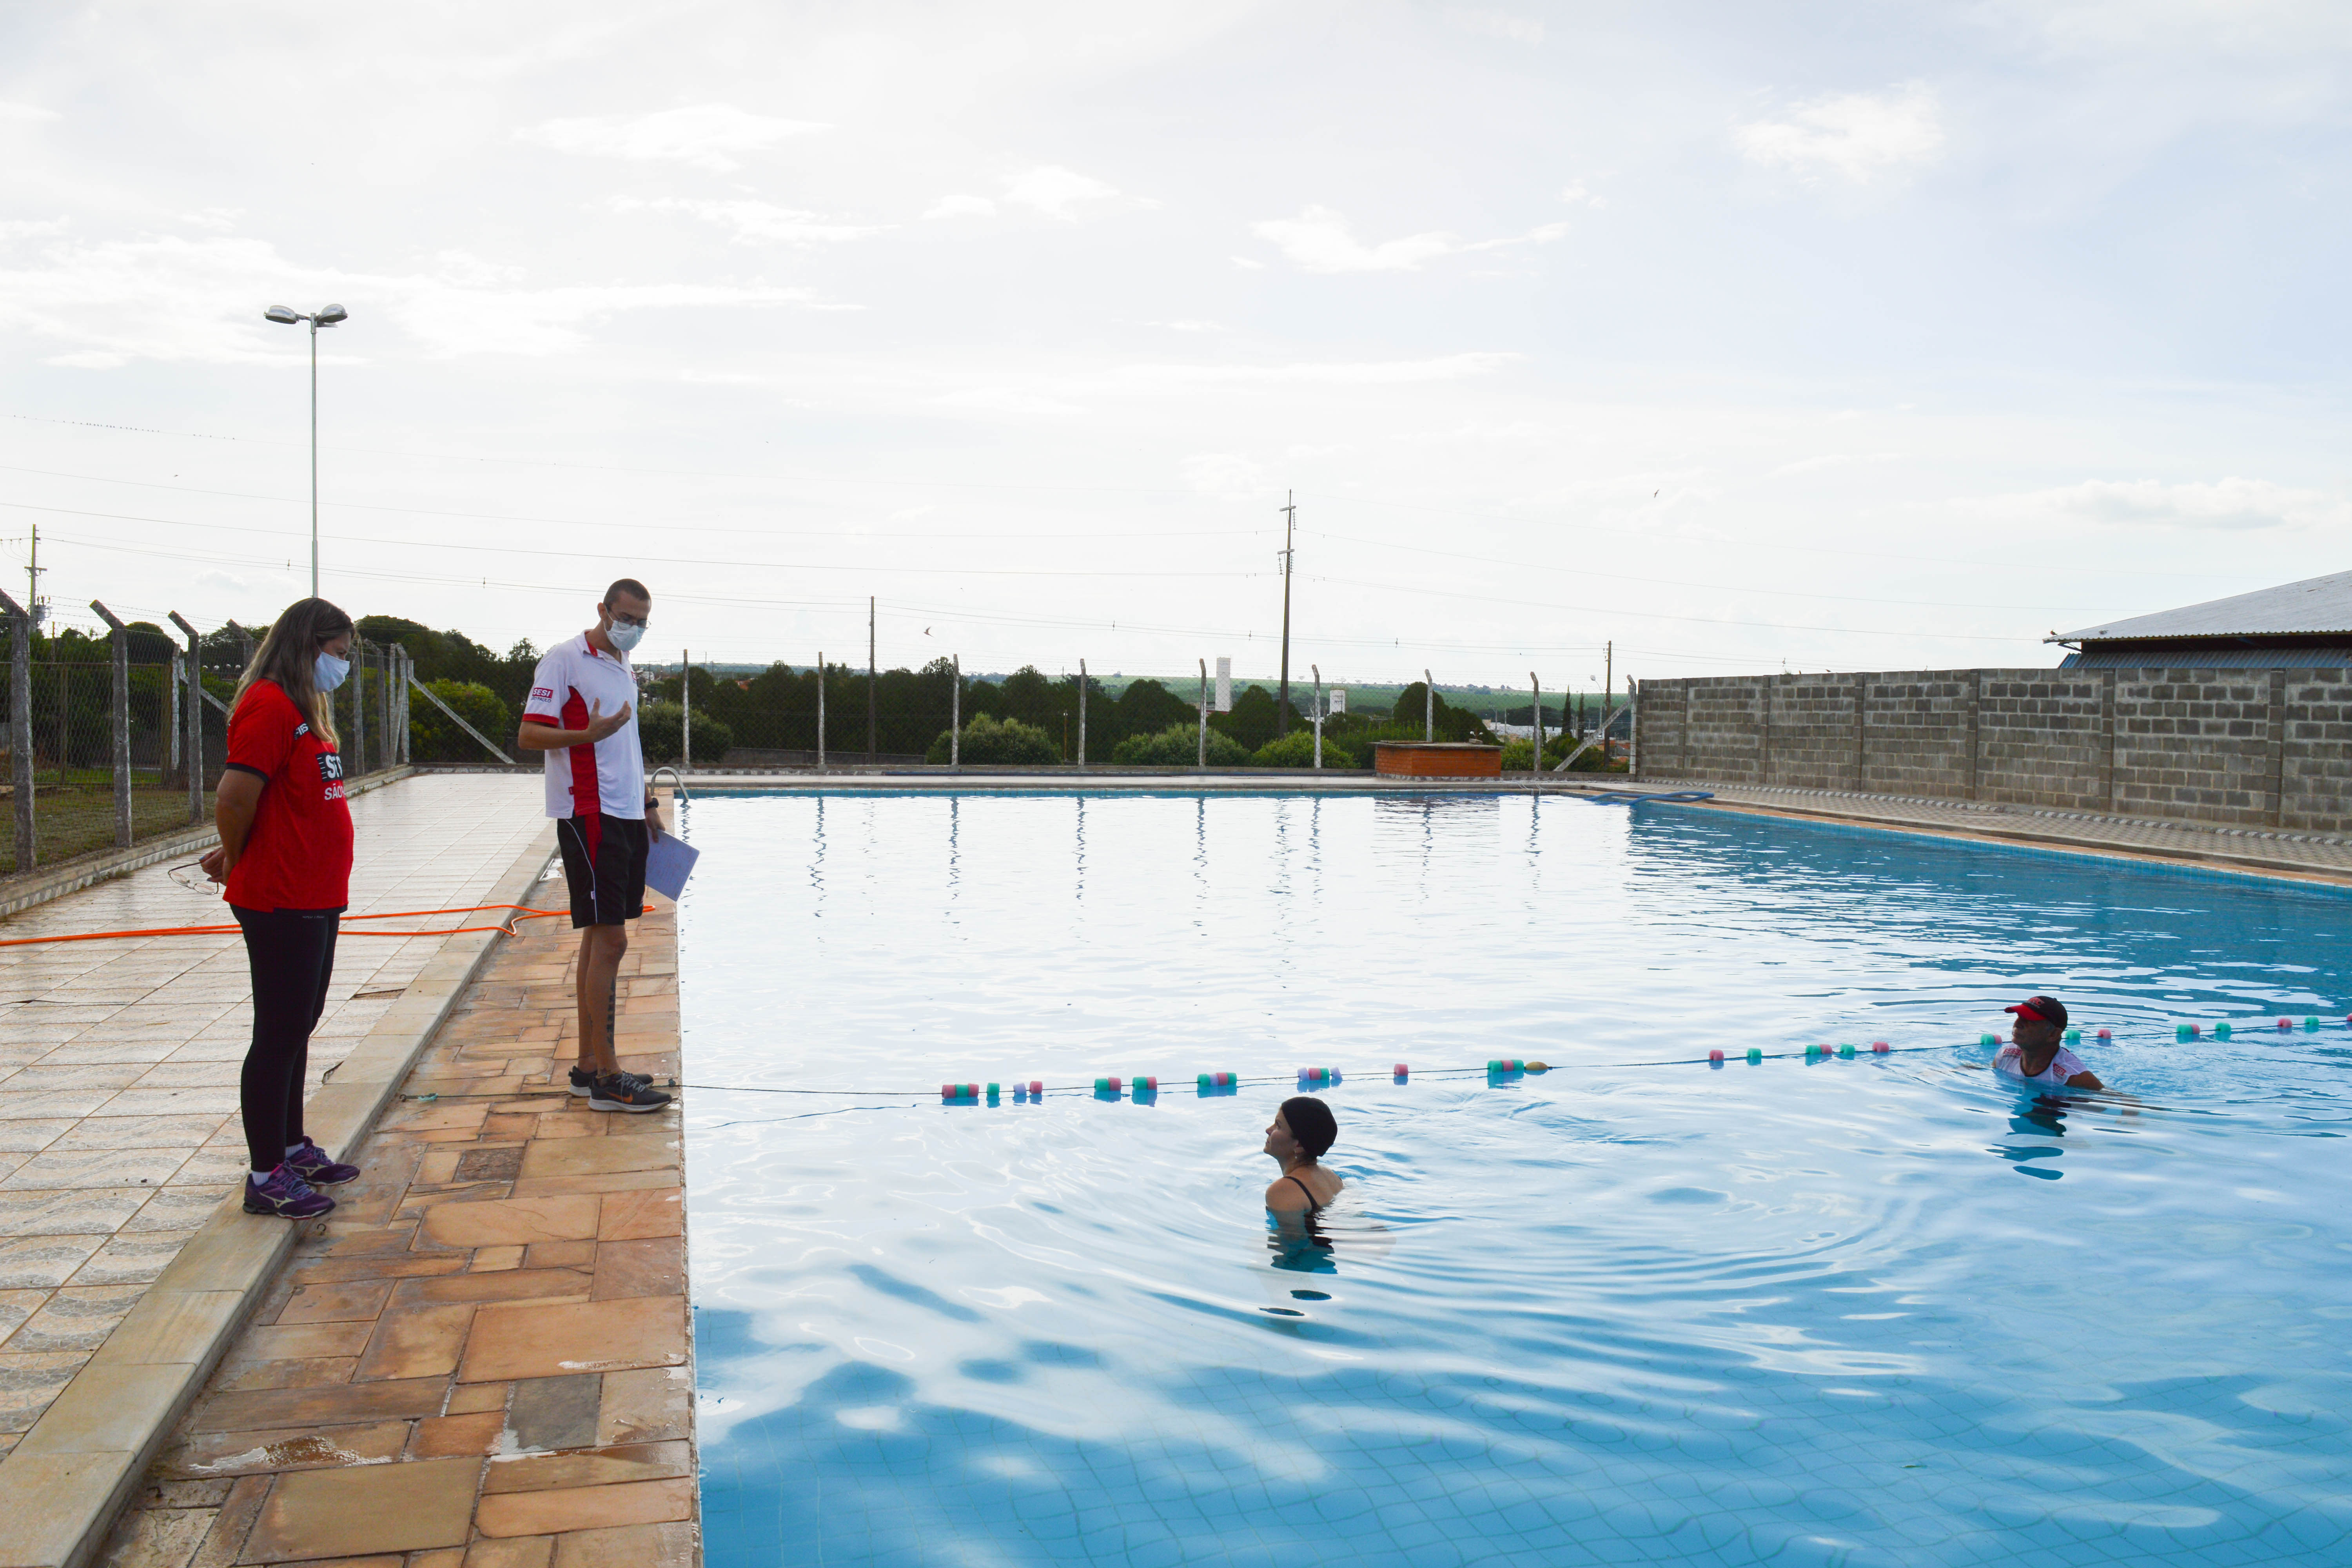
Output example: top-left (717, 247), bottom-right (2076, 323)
top-left (314, 652), bottom-right (350, 693)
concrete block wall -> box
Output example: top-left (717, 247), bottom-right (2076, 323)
top-left (2283, 670), bottom-right (2352, 835)
top-left (1634, 666), bottom-right (2350, 833)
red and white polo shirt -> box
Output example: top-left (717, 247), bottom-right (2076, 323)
top-left (521, 633), bottom-right (646, 821)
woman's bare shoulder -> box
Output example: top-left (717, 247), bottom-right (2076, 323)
top-left (1265, 1178), bottom-right (1309, 1211)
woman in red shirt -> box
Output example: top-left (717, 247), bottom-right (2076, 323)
top-left (200, 598), bottom-right (364, 1219)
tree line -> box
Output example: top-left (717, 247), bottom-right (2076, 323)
top-left (214, 614), bottom-right (1623, 771)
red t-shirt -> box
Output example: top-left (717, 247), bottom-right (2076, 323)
top-left (223, 679), bottom-right (354, 911)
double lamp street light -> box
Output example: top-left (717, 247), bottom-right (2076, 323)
top-left (263, 302), bottom-right (348, 597)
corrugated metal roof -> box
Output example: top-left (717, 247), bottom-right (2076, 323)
top-left (2050, 568), bottom-right (2352, 643)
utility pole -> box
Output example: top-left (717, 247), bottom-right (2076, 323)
top-left (1276, 491), bottom-right (1296, 735)
top-left (866, 596), bottom-right (877, 763)
top-left (26, 522), bottom-right (43, 634)
top-left (1602, 640), bottom-right (1614, 764)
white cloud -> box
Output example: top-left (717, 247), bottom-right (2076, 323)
top-left (923, 194), bottom-right (996, 220)
top-left (515, 103), bottom-right (828, 171)
top-left (1450, 9), bottom-right (1544, 44)
top-left (1770, 452), bottom-right (1902, 475)
top-left (0, 233), bottom-right (833, 366)
top-left (0, 102), bottom-right (58, 123)
top-left (1989, 477), bottom-right (2350, 532)
top-left (1183, 452), bottom-right (1266, 502)
top-left (611, 197), bottom-right (884, 246)
top-left (1117, 352), bottom-right (1519, 387)
top-left (1002, 165), bottom-right (1137, 219)
top-left (395, 279), bottom-right (842, 357)
top-left (0, 217), bottom-right (69, 241)
top-left (1735, 83), bottom-right (1945, 185)
top-left (1250, 206), bottom-right (1569, 272)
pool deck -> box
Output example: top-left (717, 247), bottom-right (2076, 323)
top-left (81, 866), bottom-right (691, 1568)
top-left (0, 774), bottom-right (557, 1568)
top-left (1635, 777), bottom-right (2352, 887)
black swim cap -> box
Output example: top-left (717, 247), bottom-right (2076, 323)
top-left (1280, 1096), bottom-right (1338, 1160)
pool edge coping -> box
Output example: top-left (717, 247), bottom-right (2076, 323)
top-left (1681, 795), bottom-right (2352, 892)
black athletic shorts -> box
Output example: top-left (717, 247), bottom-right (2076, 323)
top-left (556, 814), bottom-right (649, 928)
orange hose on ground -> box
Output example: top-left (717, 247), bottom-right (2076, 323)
top-left (0, 904), bottom-right (578, 949)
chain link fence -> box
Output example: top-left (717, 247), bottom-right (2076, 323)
top-left (0, 595), bottom-right (414, 878)
top-left (590, 656), bottom-right (1637, 775)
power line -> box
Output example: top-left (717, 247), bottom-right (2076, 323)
top-left (0, 462), bottom-right (1269, 543)
top-left (0, 505), bottom-right (1265, 581)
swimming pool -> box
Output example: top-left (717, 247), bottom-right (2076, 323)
top-left (680, 792), bottom-right (2352, 1567)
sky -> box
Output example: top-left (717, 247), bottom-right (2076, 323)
top-left (2, 0), bottom-right (2348, 695)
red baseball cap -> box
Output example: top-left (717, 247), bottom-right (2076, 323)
top-left (2005, 995), bottom-right (2069, 1027)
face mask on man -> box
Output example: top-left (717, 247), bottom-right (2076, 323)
top-left (604, 617), bottom-right (646, 653)
top-left (314, 652), bottom-right (350, 693)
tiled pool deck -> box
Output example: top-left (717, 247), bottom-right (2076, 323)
top-left (0, 775), bottom-right (555, 1568)
top-left (85, 867), bottom-right (689, 1568)
top-left (1635, 777), bottom-right (2352, 885)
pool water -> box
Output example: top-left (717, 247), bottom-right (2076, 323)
top-left (680, 793), bottom-right (2352, 1568)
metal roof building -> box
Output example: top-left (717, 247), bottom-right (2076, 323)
top-left (2049, 569), bottom-right (2352, 668)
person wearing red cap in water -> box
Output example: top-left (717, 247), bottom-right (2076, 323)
top-left (1990, 995), bottom-right (2103, 1089)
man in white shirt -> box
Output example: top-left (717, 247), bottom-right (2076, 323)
top-left (516, 578), bottom-right (673, 1113)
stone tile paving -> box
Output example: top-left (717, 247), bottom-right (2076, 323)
top-left (89, 871), bottom-right (693, 1568)
top-left (0, 775), bottom-right (547, 1451)
top-left (1637, 778), bottom-right (2352, 882)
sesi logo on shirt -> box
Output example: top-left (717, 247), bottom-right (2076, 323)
top-left (532, 686), bottom-right (555, 701)
top-left (316, 752), bottom-right (345, 787)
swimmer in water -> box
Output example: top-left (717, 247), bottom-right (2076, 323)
top-left (1264, 1096), bottom-right (1344, 1217)
top-left (1989, 994), bottom-right (2104, 1089)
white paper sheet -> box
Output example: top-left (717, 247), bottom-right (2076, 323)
top-left (644, 830), bottom-right (701, 902)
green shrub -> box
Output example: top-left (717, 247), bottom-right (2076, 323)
top-left (1543, 731), bottom-right (1625, 772)
top-left (639, 702), bottom-right (733, 764)
top-left (408, 679), bottom-right (512, 763)
top-left (1250, 729), bottom-right (1360, 768)
top-left (926, 713), bottom-right (1062, 765)
top-left (1499, 738), bottom-right (1536, 771)
top-left (1111, 722), bottom-right (1251, 766)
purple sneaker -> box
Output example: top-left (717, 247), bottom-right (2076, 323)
top-left (243, 1163), bottom-right (335, 1219)
top-left (284, 1137), bottom-right (359, 1187)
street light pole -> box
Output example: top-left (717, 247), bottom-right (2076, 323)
top-left (265, 304), bottom-right (348, 598)
top-left (309, 316), bottom-right (318, 595)
top-left (1276, 491), bottom-right (1296, 735)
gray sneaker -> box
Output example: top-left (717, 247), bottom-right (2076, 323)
top-left (588, 1072), bottom-right (673, 1114)
top-left (569, 1065), bottom-right (650, 1097)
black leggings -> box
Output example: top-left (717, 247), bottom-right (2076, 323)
top-left (234, 905), bottom-right (341, 1173)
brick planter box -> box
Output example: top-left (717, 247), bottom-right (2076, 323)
top-left (1372, 742), bottom-right (1503, 778)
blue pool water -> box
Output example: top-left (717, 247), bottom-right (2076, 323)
top-left (679, 792), bottom-right (2352, 1568)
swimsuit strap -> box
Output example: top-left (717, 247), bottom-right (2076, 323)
top-left (1286, 1173), bottom-right (1323, 1217)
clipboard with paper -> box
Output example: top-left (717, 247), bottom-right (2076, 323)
top-left (644, 829), bottom-right (701, 902)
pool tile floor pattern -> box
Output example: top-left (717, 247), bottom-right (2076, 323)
top-left (0, 774), bottom-right (548, 1452)
top-left (87, 869), bottom-right (692, 1568)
